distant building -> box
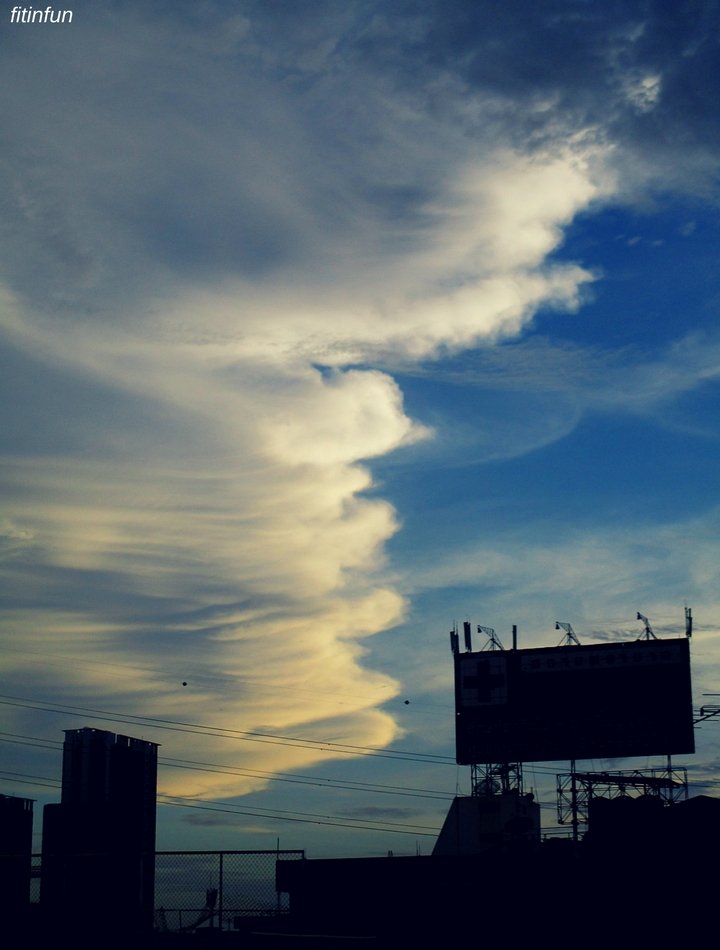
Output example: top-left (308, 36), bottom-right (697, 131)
top-left (433, 790), bottom-right (540, 855)
top-left (41, 728), bottom-right (158, 934)
top-left (0, 794), bottom-right (34, 913)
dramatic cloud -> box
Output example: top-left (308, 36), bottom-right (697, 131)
top-left (2, 2), bottom-right (719, 819)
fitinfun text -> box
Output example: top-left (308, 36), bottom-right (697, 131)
top-left (10, 6), bottom-right (73, 23)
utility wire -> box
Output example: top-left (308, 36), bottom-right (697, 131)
top-left (0, 694), bottom-right (455, 764)
top-left (159, 794), bottom-right (440, 834)
top-left (161, 758), bottom-right (454, 800)
top-left (0, 770), bottom-right (442, 837)
top-left (158, 798), bottom-right (441, 836)
top-left (0, 732), bottom-right (456, 801)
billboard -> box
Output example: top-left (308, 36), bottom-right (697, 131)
top-left (454, 637), bottom-right (694, 764)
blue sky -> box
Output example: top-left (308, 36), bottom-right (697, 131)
top-left (2, 0), bottom-right (720, 858)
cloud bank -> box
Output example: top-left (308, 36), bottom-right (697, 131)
top-left (2, 2), bottom-right (719, 800)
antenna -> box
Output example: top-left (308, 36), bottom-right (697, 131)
top-left (478, 625), bottom-right (504, 651)
top-left (636, 612), bottom-right (657, 640)
top-left (685, 606), bottom-right (693, 638)
top-left (555, 622), bottom-right (580, 646)
top-left (463, 620), bottom-right (473, 652)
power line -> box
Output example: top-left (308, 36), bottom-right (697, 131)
top-left (0, 694), bottom-right (455, 764)
top-left (0, 645), bottom-right (453, 716)
top-left (0, 771), bottom-right (442, 838)
top-left (0, 732), bottom-right (62, 752)
top-left (159, 795), bottom-right (441, 836)
top-left (162, 758), bottom-right (454, 801)
top-left (0, 732), bottom-right (455, 801)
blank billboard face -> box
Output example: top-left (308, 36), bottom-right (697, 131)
top-left (454, 638), bottom-right (694, 764)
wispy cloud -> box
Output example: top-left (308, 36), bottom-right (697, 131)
top-left (2, 2), bottom-right (719, 808)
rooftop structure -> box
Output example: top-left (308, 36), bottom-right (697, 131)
top-left (42, 728), bottom-right (159, 934)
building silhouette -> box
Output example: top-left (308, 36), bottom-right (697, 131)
top-left (0, 794), bottom-right (34, 914)
top-left (41, 728), bottom-right (158, 934)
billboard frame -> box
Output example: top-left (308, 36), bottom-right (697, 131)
top-left (454, 637), bottom-right (694, 765)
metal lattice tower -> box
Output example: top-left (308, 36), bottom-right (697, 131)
top-left (557, 764), bottom-right (688, 835)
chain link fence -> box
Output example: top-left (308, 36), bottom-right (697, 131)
top-left (27, 850), bottom-right (304, 933)
top-left (154, 850), bottom-right (304, 932)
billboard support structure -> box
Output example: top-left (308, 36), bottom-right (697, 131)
top-left (557, 764), bottom-right (689, 830)
top-left (470, 761), bottom-right (523, 797)
top-left (449, 614), bottom-right (695, 843)
top-left (450, 624), bottom-right (525, 798)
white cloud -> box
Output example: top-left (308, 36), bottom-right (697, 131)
top-left (623, 72), bottom-right (663, 113)
top-left (402, 507), bottom-right (720, 651)
top-left (3, 3), bottom-right (716, 807)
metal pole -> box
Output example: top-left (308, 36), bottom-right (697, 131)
top-left (218, 852), bottom-right (224, 932)
top-left (570, 760), bottom-right (578, 842)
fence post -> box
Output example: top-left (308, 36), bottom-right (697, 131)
top-left (218, 851), bottom-right (224, 932)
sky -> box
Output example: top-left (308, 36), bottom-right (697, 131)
top-left (2, 0), bottom-right (720, 860)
